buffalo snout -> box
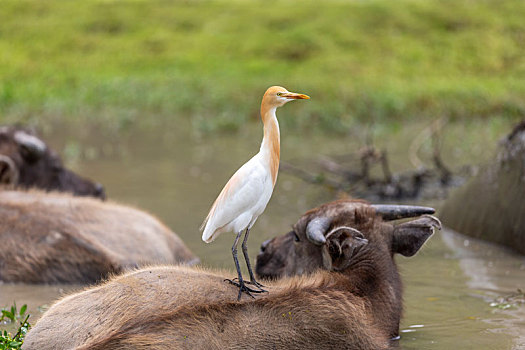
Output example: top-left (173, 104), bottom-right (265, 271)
top-left (256, 231), bottom-right (298, 280)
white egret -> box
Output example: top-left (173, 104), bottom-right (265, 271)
top-left (201, 86), bottom-right (310, 299)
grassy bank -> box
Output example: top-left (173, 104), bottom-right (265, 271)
top-left (1, 0), bottom-right (524, 132)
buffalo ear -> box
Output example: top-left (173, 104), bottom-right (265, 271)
top-left (392, 215), bottom-right (441, 257)
top-left (324, 226), bottom-right (368, 271)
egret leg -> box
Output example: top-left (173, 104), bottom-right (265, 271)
top-left (225, 230), bottom-right (265, 300)
top-left (241, 228), bottom-right (267, 291)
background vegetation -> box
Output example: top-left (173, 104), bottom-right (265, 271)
top-left (1, 0), bottom-right (524, 133)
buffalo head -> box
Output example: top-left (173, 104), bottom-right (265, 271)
top-left (0, 126), bottom-right (105, 199)
top-left (256, 200), bottom-right (440, 279)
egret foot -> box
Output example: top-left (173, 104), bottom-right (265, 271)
top-left (228, 230), bottom-right (267, 300)
top-left (227, 278), bottom-right (268, 292)
top-left (248, 279), bottom-right (267, 291)
top-left (225, 278), bottom-right (265, 300)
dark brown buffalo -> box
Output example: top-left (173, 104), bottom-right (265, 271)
top-left (0, 190), bottom-right (199, 283)
top-left (0, 126), bottom-right (105, 199)
top-left (256, 199), bottom-right (441, 340)
top-left (24, 200), bottom-right (439, 350)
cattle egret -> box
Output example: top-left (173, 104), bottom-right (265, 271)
top-left (201, 86), bottom-right (309, 299)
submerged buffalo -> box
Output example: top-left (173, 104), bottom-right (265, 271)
top-left (0, 190), bottom-right (198, 283)
top-left (0, 126), bottom-right (105, 199)
top-left (24, 200), bottom-right (439, 350)
top-left (440, 121), bottom-right (525, 255)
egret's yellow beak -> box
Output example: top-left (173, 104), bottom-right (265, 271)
top-left (281, 92), bottom-right (310, 100)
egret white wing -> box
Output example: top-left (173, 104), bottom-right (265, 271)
top-left (201, 156), bottom-right (269, 243)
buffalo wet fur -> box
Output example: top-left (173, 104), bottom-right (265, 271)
top-left (24, 266), bottom-right (388, 350)
top-left (0, 125), bottom-right (105, 199)
top-left (24, 200), bottom-right (439, 349)
top-left (0, 190), bottom-right (199, 283)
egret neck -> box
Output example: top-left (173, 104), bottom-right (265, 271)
top-left (260, 105), bottom-right (280, 186)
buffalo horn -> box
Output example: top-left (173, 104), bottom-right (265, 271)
top-left (306, 217), bottom-right (331, 245)
top-left (371, 204), bottom-right (435, 221)
top-left (14, 131), bottom-right (47, 158)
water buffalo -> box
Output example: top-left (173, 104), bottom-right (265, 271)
top-left (255, 199), bottom-right (440, 340)
top-left (24, 200), bottom-right (439, 350)
top-left (0, 125), bottom-right (105, 199)
top-left (440, 121), bottom-right (525, 254)
top-left (0, 190), bottom-right (199, 283)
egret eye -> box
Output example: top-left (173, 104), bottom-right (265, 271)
top-left (277, 92), bottom-right (282, 96)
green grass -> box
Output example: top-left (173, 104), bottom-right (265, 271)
top-left (1, 0), bottom-right (524, 132)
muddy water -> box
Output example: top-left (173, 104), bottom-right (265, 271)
top-left (1, 119), bottom-right (524, 349)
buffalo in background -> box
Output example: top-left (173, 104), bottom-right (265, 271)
top-left (440, 121), bottom-right (525, 255)
top-left (24, 200), bottom-right (439, 350)
top-left (0, 190), bottom-right (199, 283)
top-left (0, 125), bottom-right (105, 199)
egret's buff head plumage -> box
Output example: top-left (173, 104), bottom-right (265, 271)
top-left (261, 86), bottom-right (310, 115)
top-left (258, 86), bottom-right (309, 186)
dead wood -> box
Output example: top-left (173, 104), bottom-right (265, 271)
top-left (281, 119), bottom-right (469, 201)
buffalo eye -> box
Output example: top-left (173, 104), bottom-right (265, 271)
top-left (293, 231), bottom-right (300, 242)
